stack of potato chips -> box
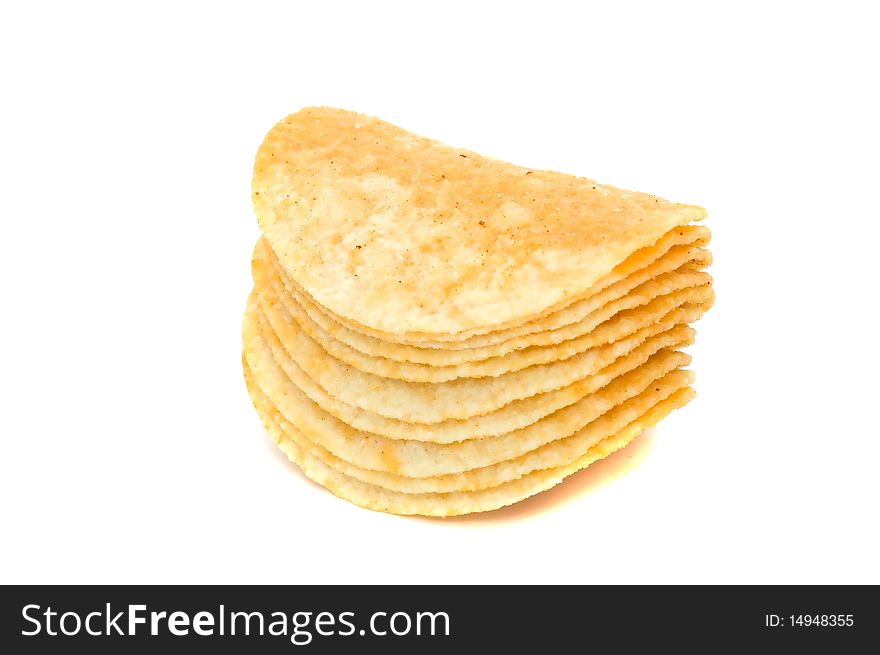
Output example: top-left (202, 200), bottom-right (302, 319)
top-left (243, 107), bottom-right (713, 516)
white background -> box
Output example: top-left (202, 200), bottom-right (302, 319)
top-left (2, 1), bottom-right (878, 584)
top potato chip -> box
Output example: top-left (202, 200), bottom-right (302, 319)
top-left (252, 107), bottom-right (705, 339)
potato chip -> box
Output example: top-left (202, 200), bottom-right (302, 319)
top-left (253, 107), bottom-right (705, 338)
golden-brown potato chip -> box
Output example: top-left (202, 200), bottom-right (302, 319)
top-left (252, 107), bottom-right (705, 339)
top-left (266, 225), bottom-right (711, 355)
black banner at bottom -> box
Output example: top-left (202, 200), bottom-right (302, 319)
top-left (1, 585), bottom-right (875, 652)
